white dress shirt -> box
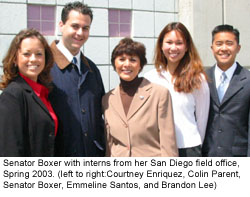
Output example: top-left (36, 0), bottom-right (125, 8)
top-left (215, 62), bottom-right (237, 92)
top-left (144, 68), bottom-right (210, 148)
top-left (56, 40), bottom-right (81, 73)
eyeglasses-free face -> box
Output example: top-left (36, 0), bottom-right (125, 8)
top-left (115, 54), bottom-right (141, 82)
top-left (211, 31), bottom-right (241, 71)
top-left (59, 10), bottom-right (91, 56)
top-left (16, 37), bottom-right (45, 82)
top-left (161, 30), bottom-right (187, 69)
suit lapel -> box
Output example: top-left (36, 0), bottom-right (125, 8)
top-left (207, 66), bottom-right (220, 107)
top-left (17, 76), bottom-right (52, 118)
top-left (126, 79), bottom-right (152, 121)
top-left (221, 64), bottom-right (245, 105)
top-left (110, 86), bottom-right (128, 123)
top-left (32, 94), bottom-right (51, 118)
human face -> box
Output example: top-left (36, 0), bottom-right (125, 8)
top-left (115, 54), bottom-right (141, 82)
top-left (16, 37), bottom-right (45, 82)
top-left (60, 10), bottom-right (91, 56)
top-left (161, 30), bottom-right (187, 68)
top-left (211, 32), bottom-right (241, 71)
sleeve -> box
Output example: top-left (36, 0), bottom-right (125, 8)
top-left (102, 95), bottom-right (111, 157)
top-left (247, 101), bottom-right (250, 157)
top-left (90, 65), bottom-right (106, 156)
top-left (0, 91), bottom-right (26, 156)
top-left (193, 75), bottom-right (210, 144)
top-left (104, 120), bottom-right (112, 157)
top-left (158, 87), bottom-right (178, 157)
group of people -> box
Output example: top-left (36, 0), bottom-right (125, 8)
top-left (0, 1), bottom-right (249, 157)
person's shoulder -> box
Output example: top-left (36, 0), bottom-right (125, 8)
top-left (83, 55), bottom-right (102, 74)
top-left (84, 56), bottom-right (97, 68)
top-left (0, 80), bottom-right (26, 101)
top-left (151, 82), bottom-right (169, 92)
top-left (102, 88), bottom-right (116, 108)
top-left (144, 68), bottom-right (159, 78)
top-left (205, 65), bottom-right (215, 75)
top-left (238, 63), bottom-right (250, 74)
top-left (143, 78), bottom-right (169, 96)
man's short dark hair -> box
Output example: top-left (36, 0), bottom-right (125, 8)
top-left (212, 24), bottom-right (240, 44)
top-left (61, 1), bottom-right (93, 24)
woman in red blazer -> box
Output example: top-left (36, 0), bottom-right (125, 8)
top-left (0, 29), bottom-right (63, 156)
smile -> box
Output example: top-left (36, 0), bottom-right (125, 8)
top-left (219, 54), bottom-right (230, 58)
top-left (169, 53), bottom-right (179, 58)
top-left (27, 65), bottom-right (39, 69)
top-left (122, 70), bottom-right (132, 74)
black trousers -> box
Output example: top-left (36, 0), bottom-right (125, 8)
top-left (178, 145), bottom-right (201, 157)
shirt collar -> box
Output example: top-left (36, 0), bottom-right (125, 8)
top-left (57, 40), bottom-right (81, 70)
top-left (19, 73), bottom-right (48, 97)
top-left (51, 40), bottom-right (92, 72)
top-left (215, 61), bottom-right (237, 83)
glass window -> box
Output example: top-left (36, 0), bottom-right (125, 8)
top-left (27, 5), bottom-right (55, 36)
top-left (109, 9), bottom-right (131, 37)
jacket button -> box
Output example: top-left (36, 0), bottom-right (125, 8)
top-left (81, 109), bottom-right (86, 114)
top-left (124, 124), bottom-right (128, 128)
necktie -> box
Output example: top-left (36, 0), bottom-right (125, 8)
top-left (72, 57), bottom-right (77, 65)
top-left (217, 72), bottom-right (227, 102)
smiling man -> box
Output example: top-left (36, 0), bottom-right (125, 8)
top-left (49, 1), bottom-right (105, 157)
top-left (202, 24), bottom-right (250, 157)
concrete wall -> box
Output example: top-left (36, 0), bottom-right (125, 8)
top-left (179, 0), bottom-right (250, 68)
top-left (0, 0), bottom-right (178, 91)
top-left (1, 0), bottom-right (250, 91)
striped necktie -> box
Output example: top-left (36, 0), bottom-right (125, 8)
top-left (217, 72), bottom-right (227, 102)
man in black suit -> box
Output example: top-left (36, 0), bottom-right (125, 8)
top-left (202, 24), bottom-right (250, 157)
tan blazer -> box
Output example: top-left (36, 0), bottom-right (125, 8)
top-left (102, 78), bottom-right (178, 157)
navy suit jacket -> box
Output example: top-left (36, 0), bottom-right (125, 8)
top-left (50, 41), bottom-right (105, 157)
top-left (202, 63), bottom-right (250, 156)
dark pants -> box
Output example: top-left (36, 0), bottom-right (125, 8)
top-left (178, 145), bottom-right (201, 157)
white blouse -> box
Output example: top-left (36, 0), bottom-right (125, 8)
top-left (144, 69), bottom-right (210, 148)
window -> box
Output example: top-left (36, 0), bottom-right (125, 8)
top-left (109, 9), bottom-right (131, 37)
top-left (27, 5), bottom-right (55, 36)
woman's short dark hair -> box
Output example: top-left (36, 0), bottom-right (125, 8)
top-left (111, 38), bottom-right (147, 72)
top-left (0, 28), bottom-right (54, 90)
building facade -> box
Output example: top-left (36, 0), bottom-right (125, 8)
top-left (0, 0), bottom-right (249, 91)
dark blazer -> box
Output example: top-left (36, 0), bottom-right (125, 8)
top-left (0, 76), bottom-right (63, 157)
top-left (202, 63), bottom-right (250, 156)
top-left (50, 41), bottom-right (105, 157)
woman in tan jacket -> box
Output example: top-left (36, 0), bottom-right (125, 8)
top-left (102, 38), bottom-right (178, 157)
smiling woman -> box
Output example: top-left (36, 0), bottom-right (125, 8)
top-left (102, 38), bottom-right (178, 157)
top-left (16, 36), bottom-right (45, 82)
top-left (0, 29), bottom-right (64, 157)
top-left (144, 22), bottom-right (210, 157)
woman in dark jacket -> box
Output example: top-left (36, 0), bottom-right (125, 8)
top-left (0, 29), bottom-right (63, 156)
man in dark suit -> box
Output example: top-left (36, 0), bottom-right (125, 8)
top-left (49, 1), bottom-right (105, 156)
top-left (202, 24), bottom-right (250, 157)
